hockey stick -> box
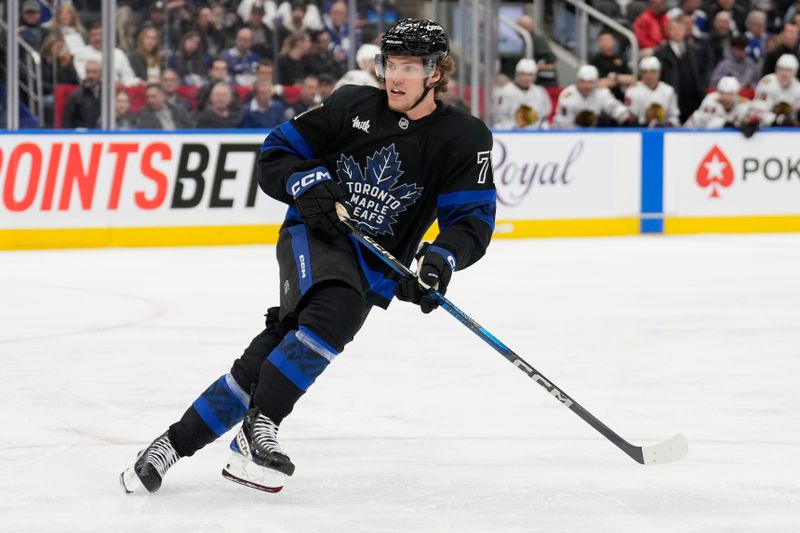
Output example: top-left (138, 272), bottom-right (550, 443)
top-left (335, 204), bottom-right (688, 465)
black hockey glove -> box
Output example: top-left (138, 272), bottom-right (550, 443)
top-left (395, 243), bottom-right (456, 314)
top-left (287, 167), bottom-right (348, 237)
top-left (739, 116), bottom-right (760, 139)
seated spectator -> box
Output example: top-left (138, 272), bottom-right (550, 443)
top-left (62, 59), bottom-right (101, 129)
top-left (710, 35), bottom-right (759, 88)
top-left (624, 56), bottom-right (680, 127)
top-left (115, 5), bottom-right (138, 54)
top-left (224, 28), bottom-right (262, 87)
top-left (745, 10), bottom-right (769, 68)
top-left (552, 65), bottom-right (631, 129)
top-left (685, 76), bottom-right (751, 128)
top-left (136, 83), bottom-right (195, 130)
top-left (667, 0), bottom-right (708, 37)
top-left (196, 83), bottom-right (242, 128)
top-left (307, 30), bottom-right (347, 79)
top-left (197, 59), bottom-right (242, 112)
top-left (129, 26), bottom-right (164, 84)
top-left (240, 78), bottom-right (286, 128)
top-left (752, 54), bottom-right (800, 126)
top-left (40, 34), bottom-right (79, 126)
top-left (73, 23), bottom-right (141, 87)
top-left (277, 0), bottom-right (322, 44)
top-left (318, 73), bottom-right (336, 100)
top-left (708, 11), bottom-right (736, 67)
top-left (115, 90), bottom-right (137, 129)
top-left (277, 31), bottom-right (312, 85)
top-left (335, 44), bottom-right (380, 89)
top-left (513, 15), bottom-right (558, 87)
top-left (323, 1), bottom-right (352, 58)
top-left (47, 3), bottom-right (87, 54)
top-left (655, 18), bottom-right (708, 122)
top-left (492, 59), bottom-right (552, 130)
top-left (706, 0), bottom-right (747, 35)
top-left (762, 23), bottom-right (799, 76)
top-left (19, 0), bottom-right (46, 51)
top-left (193, 6), bottom-right (227, 59)
top-left (244, 4), bottom-right (276, 59)
top-left (591, 30), bottom-right (636, 101)
top-left (287, 74), bottom-right (321, 117)
top-left (168, 31), bottom-right (211, 87)
top-left (161, 69), bottom-right (192, 113)
top-left (633, 0), bottom-right (669, 51)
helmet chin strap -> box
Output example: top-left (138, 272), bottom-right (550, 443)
top-left (406, 78), bottom-right (434, 113)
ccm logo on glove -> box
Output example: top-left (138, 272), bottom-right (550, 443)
top-left (287, 168), bottom-right (332, 198)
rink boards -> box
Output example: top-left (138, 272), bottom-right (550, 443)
top-left (0, 129), bottom-right (798, 249)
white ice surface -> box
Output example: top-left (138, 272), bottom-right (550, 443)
top-left (1, 235), bottom-right (799, 532)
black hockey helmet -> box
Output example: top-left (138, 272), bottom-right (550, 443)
top-left (380, 18), bottom-right (449, 59)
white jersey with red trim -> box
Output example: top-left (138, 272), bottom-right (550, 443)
top-left (551, 85), bottom-right (629, 129)
top-left (751, 74), bottom-right (800, 125)
top-left (685, 92), bottom-right (751, 129)
top-left (492, 82), bottom-right (552, 130)
top-left (624, 81), bottom-right (680, 127)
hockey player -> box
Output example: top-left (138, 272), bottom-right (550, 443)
top-left (492, 58), bottom-right (552, 129)
top-left (624, 56), bottom-right (680, 127)
top-left (334, 43), bottom-right (381, 89)
top-left (685, 76), bottom-right (751, 129)
top-left (551, 65), bottom-right (631, 129)
top-left (120, 18), bottom-right (496, 494)
top-left (751, 54), bottom-right (800, 127)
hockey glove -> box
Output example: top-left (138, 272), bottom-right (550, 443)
top-left (739, 116), bottom-right (760, 139)
top-left (288, 167), bottom-right (348, 237)
top-left (395, 243), bottom-right (456, 314)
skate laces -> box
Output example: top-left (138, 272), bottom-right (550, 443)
top-left (143, 434), bottom-right (180, 477)
top-left (252, 413), bottom-right (283, 454)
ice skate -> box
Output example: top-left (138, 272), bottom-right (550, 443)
top-left (222, 408), bottom-right (294, 493)
top-left (120, 431), bottom-right (180, 494)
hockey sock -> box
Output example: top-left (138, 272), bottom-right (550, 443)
top-left (168, 373), bottom-right (250, 457)
top-left (255, 327), bottom-right (340, 423)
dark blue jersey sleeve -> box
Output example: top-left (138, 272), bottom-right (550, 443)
top-left (433, 120), bottom-right (495, 270)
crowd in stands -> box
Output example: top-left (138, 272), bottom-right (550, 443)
top-left (496, 1), bottom-right (800, 132)
top-left (13, 0), bottom-right (397, 129)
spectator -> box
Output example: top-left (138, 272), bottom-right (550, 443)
top-left (240, 78), bottom-right (286, 128)
top-left (307, 30), bottom-right (347, 79)
top-left (762, 22), bottom-right (799, 76)
top-left (591, 30), bottom-right (636, 101)
top-left (706, 0), bottom-right (747, 35)
top-left (667, 0), bottom-right (709, 37)
top-left (745, 10), bottom-right (769, 68)
top-left (245, 4), bottom-right (276, 59)
top-left (685, 76), bottom-right (751, 128)
top-left (323, 1), bottom-right (352, 58)
top-left (318, 73), bottom-right (336, 100)
top-left (277, 0), bottom-right (321, 44)
top-left (47, 3), bottom-right (87, 54)
top-left (708, 11), bottom-right (736, 67)
top-left (136, 83), bottom-right (194, 130)
top-left (287, 74), bottom-right (321, 117)
top-left (513, 15), bottom-right (558, 87)
top-left (492, 59), bottom-right (552, 129)
top-left (438, 79), bottom-right (469, 112)
top-left (196, 83), bottom-right (242, 128)
top-left (115, 5), bottom-right (138, 55)
top-left (115, 89), bottom-right (137, 129)
top-left (197, 58), bottom-right (242, 111)
top-left (552, 65), bottom-right (630, 129)
top-left (168, 31), bottom-right (211, 87)
top-left (161, 69), bottom-right (192, 113)
top-left (62, 59), bottom-right (101, 129)
top-left (73, 23), bottom-right (141, 86)
top-left (752, 53), bottom-right (800, 126)
top-left (335, 43), bottom-right (380, 89)
top-left (678, 11), bottom-right (716, 74)
top-left (277, 31), bottom-right (312, 85)
top-left (40, 34), bottom-right (79, 127)
top-left (634, 0), bottom-right (670, 51)
top-left (710, 35), bottom-right (760, 88)
top-left (193, 6), bottom-right (227, 58)
top-left (19, 0), bottom-right (46, 50)
top-left (624, 56), bottom-right (681, 127)
top-left (655, 18), bottom-right (708, 122)
top-left (223, 28), bottom-right (262, 86)
top-left (129, 26), bottom-right (164, 84)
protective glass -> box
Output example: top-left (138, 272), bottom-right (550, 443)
top-left (374, 54), bottom-right (437, 80)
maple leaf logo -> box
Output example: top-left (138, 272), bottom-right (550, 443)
top-left (335, 144), bottom-right (423, 235)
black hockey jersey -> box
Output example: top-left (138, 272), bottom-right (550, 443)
top-left (258, 84), bottom-right (495, 308)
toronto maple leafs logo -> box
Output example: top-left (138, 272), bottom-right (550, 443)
top-left (335, 143), bottom-right (423, 236)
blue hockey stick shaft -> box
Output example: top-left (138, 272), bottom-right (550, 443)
top-left (334, 204), bottom-right (687, 465)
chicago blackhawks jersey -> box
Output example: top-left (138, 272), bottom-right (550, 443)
top-left (258, 84), bottom-right (496, 308)
top-left (551, 85), bottom-right (630, 129)
top-left (624, 81), bottom-right (680, 127)
top-left (685, 92), bottom-right (751, 128)
top-left (751, 74), bottom-right (800, 125)
top-left (492, 82), bottom-right (552, 129)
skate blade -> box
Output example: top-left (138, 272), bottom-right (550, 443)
top-left (222, 452), bottom-right (285, 493)
top-left (119, 466), bottom-right (142, 494)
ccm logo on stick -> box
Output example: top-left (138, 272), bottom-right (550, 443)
top-left (513, 359), bottom-right (574, 407)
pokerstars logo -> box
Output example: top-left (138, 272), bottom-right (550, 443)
top-left (696, 145), bottom-right (734, 198)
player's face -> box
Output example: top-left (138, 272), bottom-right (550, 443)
top-left (577, 79), bottom-right (595, 97)
top-left (777, 67), bottom-right (794, 87)
top-left (384, 56), bottom-right (437, 113)
top-left (719, 92), bottom-right (735, 109)
top-left (642, 69), bottom-right (660, 86)
top-left (515, 72), bottom-right (534, 89)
